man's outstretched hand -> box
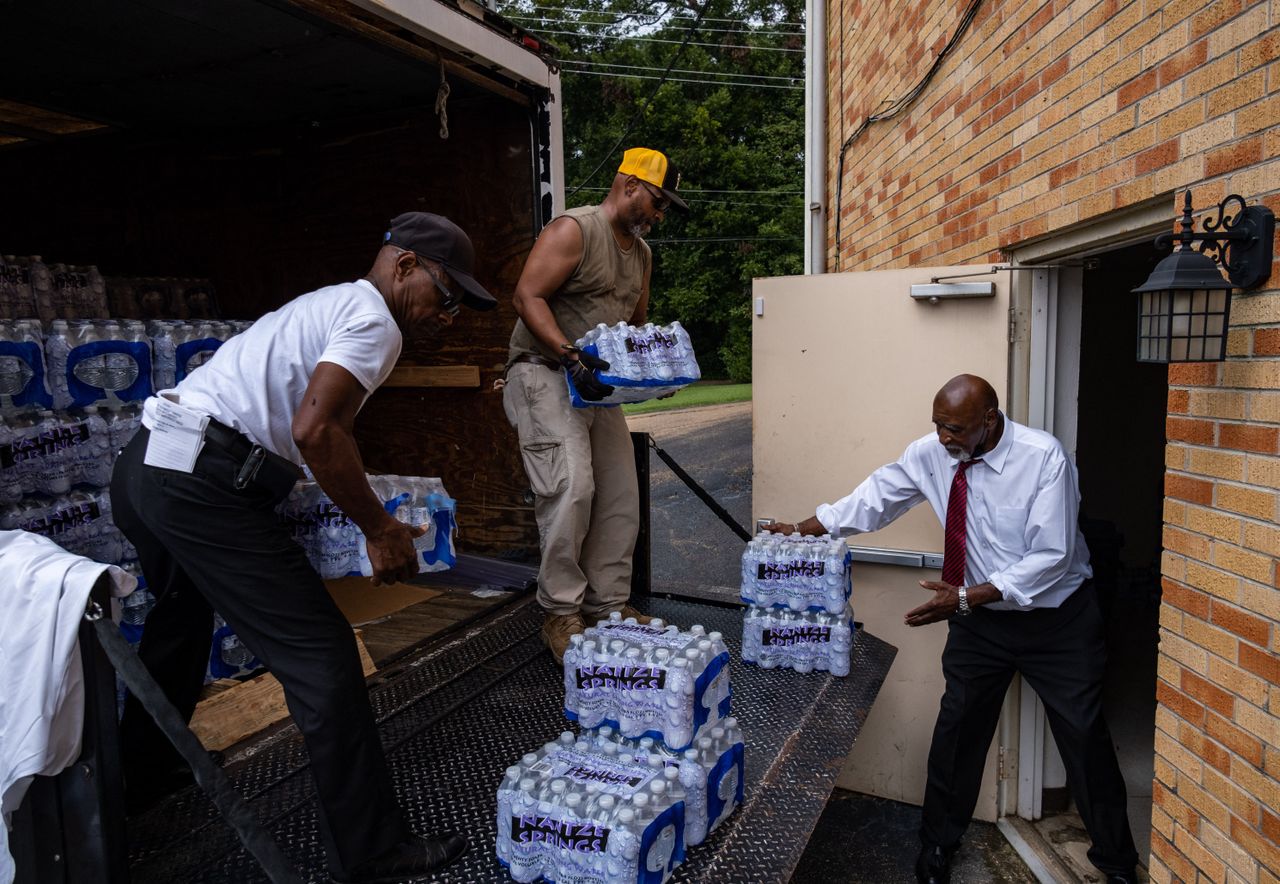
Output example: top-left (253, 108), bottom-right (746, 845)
top-left (906, 580), bottom-right (961, 626)
top-left (563, 350), bottom-right (614, 401)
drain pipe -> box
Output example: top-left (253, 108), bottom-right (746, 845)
top-left (804, 0), bottom-right (827, 275)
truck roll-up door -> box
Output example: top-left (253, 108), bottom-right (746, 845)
top-left (751, 265), bottom-right (1010, 814)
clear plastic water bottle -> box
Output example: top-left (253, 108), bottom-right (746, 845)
top-left (120, 587), bottom-right (156, 626)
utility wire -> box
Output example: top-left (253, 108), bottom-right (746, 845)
top-left (575, 186), bottom-right (803, 194)
top-left (507, 5), bottom-right (805, 27)
top-left (507, 15), bottom-right (805, 37)
top-left (832, 0), bottom-right (983, 269)
top-left (517, 29), bottom-right (805, 52)
top-left (559, 59), bottom-right (800, 82)
top-left (564, 69), bottom-right (803, 89)
top-left (566, 0), bottom-right (716, 202)
top-left (646, 236), bottom-right (803, 243)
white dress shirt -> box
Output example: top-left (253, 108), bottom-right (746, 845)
top-left (815, 414), bottom-right (1092, 610)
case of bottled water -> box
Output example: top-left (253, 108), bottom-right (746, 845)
top-left (148, 319), bottom-right (243, 391)
top-left (741, 606), bottom-right (854, 676)
top-left (587, 717), bottom-right (745, 847)
top-left (563, 615), bottom-right (731, 752)
top-left (47, 319), bottom-right (155, 409)
top-left (496, 732), bottom-right (686, 884)
top-left (740, 530), bottom-right (852, 613)
top-left (0, 320), bottom-right (53, 411)
top-left (279, 475), bottom-right (458, 579)
top-left (208, 613), bottom-right (262, 680)
top-left (566, 322), bottom-right (701, 408)
top-left (0, 489), bottom-right (133, 568)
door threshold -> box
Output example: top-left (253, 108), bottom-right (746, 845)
top-left (999, 815), bottom-right (1149, 883)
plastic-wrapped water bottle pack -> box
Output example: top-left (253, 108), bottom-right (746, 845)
top-left (740, 530), bottom-right (852, 613)
top-left (0, 407), bottom-right (117, 501)
top-left (741, 606), bottom-right (854, 676)
top-left (278, 475), bottom-right (458, 579)
top-left (0, 489), bottom-right (134, 567)
top-left (563, 615), bottom-right (731, 752)
top-left (148, 319), bottom-right (248, 391)
top-left (496, 731), bottom-right (687, 884)
top-left (566, 322), bottom-right (701, 408)
top-left (0, 319), bottom-right (54, 411)
top-left (587, 717), bottom-right (745, 848)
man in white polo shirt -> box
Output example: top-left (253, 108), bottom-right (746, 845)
top-left (110, 213), bottom-right (495, 883)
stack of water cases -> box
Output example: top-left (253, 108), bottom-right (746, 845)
top-left (495, 616), bottom-right (745, 883)
top-left (740, 531), bottom-right (855, 675)
top-left (277, 474), bottom-right (458, 579)
top-left (566, 322), bottom-right (700, 407)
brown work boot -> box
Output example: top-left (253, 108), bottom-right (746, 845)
top-left (583, 604), bottom-right (656, 626)
top-left (541, 612), bottom-right (586, 665)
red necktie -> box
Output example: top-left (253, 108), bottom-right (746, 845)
top-left (941, 459), bottom-right (980, 586)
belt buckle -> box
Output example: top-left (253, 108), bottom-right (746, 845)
top-left (234, 445), bottom-right (267, 490)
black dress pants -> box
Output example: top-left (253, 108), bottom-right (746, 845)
top-left (920, 583), bottom-right (1139, 876)
top-left (111, 429), bottom-right (410, 877)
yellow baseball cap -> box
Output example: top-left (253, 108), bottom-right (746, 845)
top-left (618, 147), bottom-right (689, 211)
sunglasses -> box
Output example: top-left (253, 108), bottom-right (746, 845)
top-left (638, 180), bottom-right (672, 213)
top-left (400, 250), bottom-right (461, 316)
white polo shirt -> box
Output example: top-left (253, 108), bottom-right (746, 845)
top-left (142, 279), bottom-right (402, 466)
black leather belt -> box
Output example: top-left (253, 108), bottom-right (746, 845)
top-left (202, 419), bottom-right (301, 497)
top-left (509, 353), bottom-right (562, 371)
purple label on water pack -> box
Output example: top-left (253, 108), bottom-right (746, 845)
top-left (757, 560), bottom-right (825, 580)
top-left (512, 814), bottom-right (609, 853)
top-left (762, 625), bottom-right (831, 647)
top-left (576, 664), bottom-right (666, 691)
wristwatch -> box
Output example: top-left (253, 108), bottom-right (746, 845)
top-left (957, 586), bottom-right (972, 616)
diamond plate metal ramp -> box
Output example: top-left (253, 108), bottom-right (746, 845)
top-left (126, 596), bottom-right (897, 883)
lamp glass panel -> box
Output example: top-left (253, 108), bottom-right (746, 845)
top-left (1173, 291), bottom-right (1191, 314)
top-left (1171, 337), bottom-right (1189, 360)
top-left (1207, 314), bottom-right (1224, 336)
top-left (1172, 313), bottom-right (1189, 336)
top-left (1189, 337), bottom-right (1204, 361)
top-left (1209, 290), bottom-right (1227, 312)
top-left (1191, 314), bottom-right (1205, 336)
top-left (1192, 290), bottom-right (1207, 313)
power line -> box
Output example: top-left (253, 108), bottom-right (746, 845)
top-left (505, 5), bottom-right (805, 27)
top-left (517, 29), bottom-right (806, 52)
top-left (506, 15), bottom-right (805, 37)
top-left (564, 69), bottom-right (803, 89)
top-left (645, 236), bottom-right (803, 243)
top-left (559, 59), bottom-right (800, 83)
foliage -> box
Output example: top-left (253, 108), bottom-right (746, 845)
top-left (498, 0), bottom-right (806, 380)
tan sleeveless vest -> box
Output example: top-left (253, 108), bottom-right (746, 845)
top-left (507, 204), bottom-right (651, 365)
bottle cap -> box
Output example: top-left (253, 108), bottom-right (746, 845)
top-left (550, 779), bottom-right (567, 794)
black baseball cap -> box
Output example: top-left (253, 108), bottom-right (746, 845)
top-left (383, 212), bottom-right (498, 311)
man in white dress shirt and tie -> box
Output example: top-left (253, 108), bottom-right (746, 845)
top-left (767, 374), bottom-right (1137, 884)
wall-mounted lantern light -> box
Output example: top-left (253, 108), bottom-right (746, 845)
top-left (1133, 191), bottom-right (1274, 363)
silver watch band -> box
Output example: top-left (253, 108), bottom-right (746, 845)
top-left (957, 586), bottom-right (971, 616)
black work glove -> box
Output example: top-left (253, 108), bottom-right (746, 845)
top-left (562, 350), bottom-right (614, 401)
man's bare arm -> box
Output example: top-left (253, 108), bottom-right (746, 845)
top-left (511, 217), bottom-right (583, 357)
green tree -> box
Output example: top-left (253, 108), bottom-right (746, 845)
top-left (499, 0), bottom-right (805, 380)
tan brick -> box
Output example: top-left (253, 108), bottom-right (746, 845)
top-left (1231, 813), bottom-right (1280, 877)
top-left (1222, 363), bottom-right (1280, 396)
top-left (1178, 770), bottom-right (1233, 830)
top-left (1247, 454), bottom-right (1280, 490)
top-left (1251, 392), bottom-right (1280, 423)
top-left (1230, 758), bottom-right (1280, 815)
top-left (1208, 655), bottom-right (1269, 706)
top-left (1231, 292), bottom-right (1280, 325)
top-left (1242, 581), bottom-right (1280, 621)
top-left (1189, 389), bottom-right (1247, 419)
top-left (1178, 718), bottom-right (1232, 774)
top-left (1240, 28), bottom-right (1280, 73)
top-left (1198, 816), bottom-right (1261, 880)
top-left (1237, 94), bottom-right (1280, 136)
top-left (1216, 483), bottom-right (1279, 521)
top-left (1161, 602), bottom-right (1185, 634)
top-left (1166, 525), bottom-right (1215, 560)
top-left (1162, 628), bottom-right (1212, 672)
top-left (1242, 520), bottom-right (1280, 558)
top-left (1155, 725), bottom-right (1206, 779)
top-left (1162, 549), bottom-right (1187, 581)
top-left (1152, 830), bottom-right (1197, 883)
top-left (1228, 158), bottom-right (1280, 206)
top-left (1208, 3), bottom-right (1271, 58)
top-left (1186, 52), bottom-right (1241, 100)
top-left (1174, 815), bottom-right (1229, 881)
top-left (1233, 697), bottom-right (1280, 749)
top-left (1208, 69), bottom-right (1268, 117)
top-left (1188, 448), bottom-right (1248, 482)
top-left (1167, 442), bottom-right (1189, 470)
top-left (1185, 505), bottom-right (1245, 543)
top-left (1228, 327), bottom-right (1252, 357)
top-left (1164, 497), bottom-right (1188, 526)
top-left (1185, 610), bottom-right (1243, 661)
top-left (1183, 666), bottom-right (1238, 717)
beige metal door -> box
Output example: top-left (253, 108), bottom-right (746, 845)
top-left (751, 266), bottom-right (1011, 813)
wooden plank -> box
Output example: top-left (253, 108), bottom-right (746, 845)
top-left (382, 365), bottom-right (481, 388)
top-left (188, 629), bottom-right (376, 752)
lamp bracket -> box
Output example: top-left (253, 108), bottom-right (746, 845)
top-left (1154, 192), bottom-right (1275, 290)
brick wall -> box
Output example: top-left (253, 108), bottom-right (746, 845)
top-left (826, 0), bottom-right (1280, 880)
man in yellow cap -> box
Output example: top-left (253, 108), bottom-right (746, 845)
top-left (503, 147), bottom-right (688, 662)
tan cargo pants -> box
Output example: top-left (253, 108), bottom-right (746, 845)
top-left (502, 362), bottom-right (638, 617)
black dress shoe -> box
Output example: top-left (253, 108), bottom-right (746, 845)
top-left (331, 832), bottom-right (468, 884)
top-left (915, 844), bottom-right (952, 884)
